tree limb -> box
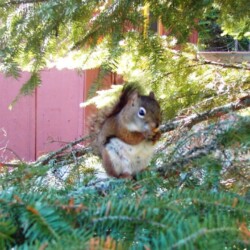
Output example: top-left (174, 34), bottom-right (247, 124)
top-left (200, 59), bottom-right (250, 71)
top-left (160, 95), bottom-right (250, 133)
top-left (164, 60), bottom-right (250, 78)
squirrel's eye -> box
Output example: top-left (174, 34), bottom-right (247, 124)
top-left (138, 107), bottom-right (146, 118)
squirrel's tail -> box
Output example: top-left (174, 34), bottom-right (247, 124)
top-left (89, 82), bottom-right (143, 132)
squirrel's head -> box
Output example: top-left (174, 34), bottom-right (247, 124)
top-left (121, 91), bottom-right (161, 139)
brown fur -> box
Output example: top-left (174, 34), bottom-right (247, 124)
top-left (91, 83), bottom-right (162, 178)
top-left (90, 84), bottom-right (147, 148)
top-left (102, 147), bottom-right (118, 177)
top-left (107, 84), bottom-right (144, 118)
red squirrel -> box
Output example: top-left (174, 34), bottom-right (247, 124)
top-left (93, 84), bottom-right (161, 178)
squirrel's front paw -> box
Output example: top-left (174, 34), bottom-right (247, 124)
top-left (152, 131), bottom-right (161, 142)
top-left (145, 129), bottom-right (161, 143)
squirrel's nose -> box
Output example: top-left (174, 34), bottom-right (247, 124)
top-left (150, 122), bottom-right (157, 130)
top-left (144, 122), bottom-right (158, 133)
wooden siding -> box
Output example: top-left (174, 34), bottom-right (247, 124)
top-left (0, 68), bottom-right (103, 162)
top-left (0, 72), bottom-right (36, 161)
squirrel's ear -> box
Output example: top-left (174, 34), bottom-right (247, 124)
top-left (149, 91), bottom-right (155, 99)
top-left (129, 91), bottom-right (139, 104)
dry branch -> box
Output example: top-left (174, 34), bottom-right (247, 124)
top-left (36, 134), bottom-right (95, 166)
top-left (160, 95), bottom-right (250, 133)
top-left (201, 60), bottom-right (250, 71)
top-left (164, 60), bottom-right (250, 78)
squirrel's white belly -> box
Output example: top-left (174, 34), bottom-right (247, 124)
top-left (105, 138), bottom-right (155, 175)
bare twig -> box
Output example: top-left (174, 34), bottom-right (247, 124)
top-left (0, 162), bottom-right (22, 167)
top-left (0, 147), bottom-right (25, 167)
top-left (36, 134), bottom-right (95, 166)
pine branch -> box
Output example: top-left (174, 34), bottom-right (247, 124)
top-left (171, 227), bottom-right (239, 249)
top-left (92, 215), bottom-right (168, 230)
top-left (156, 142), bottom-right (217, 176)
top-left (160, 95), bottom-right (250, 133)
top-left (24, 205), bottom-right (59, 241)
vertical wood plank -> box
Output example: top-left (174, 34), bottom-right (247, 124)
top-left (0, 73), bottom-right (36, 161)
top-left (36, 68), bottom-right (85, 158)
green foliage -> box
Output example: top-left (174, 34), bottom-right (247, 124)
top-left (217, 116), bottom-right (250, 147)
top-left (214, 0), bottom-right (250, 39)
top-left (0, 115), bottom-right (249, 249)
top-left (0, 0), bottom-right (249, 103)
top-left (83, 35), bottom-right (250, 120)
top-left (0, 2), bottom-right (249, 248)
top-left (0, 168), bottom-right (250, 249)
top-left (0, 219), bottom-right (16, 249)
top-left (198, 8), bottom-right (250, 51)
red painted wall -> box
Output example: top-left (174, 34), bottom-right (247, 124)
top-left (36, 68), bottom-right (85, 158)
top-left (0, 72), bottom-right (36, 161)
top-left (0, 68), bottom-right (101, 162)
